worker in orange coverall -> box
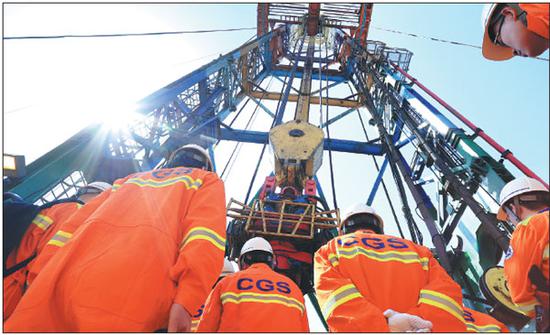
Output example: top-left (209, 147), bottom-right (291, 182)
top-left (3, 181), bottom-right (110, 320)
top-left (497, 177), bottom-right (549, 332)
top-left (24, 182), bottom-right (113, 288)
top-left (314, 203), bottom-right (466, 332)
top-left (189, 258), bottom-right (236, 332)
top-left (481, 3), bottom-right (548, 60)
top-left (5, 144), bottom-right (227, 332)
top-left (463, 306), bottom-right (509, 332)
top-left (196, 237), bottom-right (309, 332)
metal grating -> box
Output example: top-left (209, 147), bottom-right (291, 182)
top-left (268, 3), bottom-right (365, 30)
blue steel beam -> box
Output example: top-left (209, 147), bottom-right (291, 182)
top-left (392, 117), bottom-right (405, 144)
top-left (314, 175), bottom-right (328, 208)
top-left (208, 146), bottom-right (217, 173)
top-left (136, 29), bottom-right (280, 113)
top-left (401, 87), bottom-right (458, 134)
top-left (174, 99), bottom-right (193, 114)
top-left (386, 67), bottom-right (459, 133)
top-left (320, 108), bottom-right (357, 128)
top-left (248, 96), bottom-right (275, 118)
top-left (366, 156), bottom-right (389, 206)
top-left (397, 151), bottom-right (437, 216)
top-left (194, 87), bottom-right (225, 116)
top-left (217, 128), bottom-right (384, 155)
top-left (272, 75), bottom-right (301, 94)
top-left (396, 134), bottom-right (416, 149)
top-left (145, 90), bottom-right (248, 168)
top-left (310, 80), bottom-right (346, 96)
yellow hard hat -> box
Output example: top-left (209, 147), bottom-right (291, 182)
top-left (481, 4), bottom-right (514, 61)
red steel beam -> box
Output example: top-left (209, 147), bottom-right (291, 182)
top-left (306, 3), bottom-right (321, 36)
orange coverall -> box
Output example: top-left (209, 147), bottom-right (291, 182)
top-left (314, 229), bottom-right (466, 332)
top-left (196, 263), bottom-right (309, 332)
top-left (190, 275), bottom-right (226, 332)
top-left (5, 167), bottom-right (227, 332)
top-left (190, 304), bottom-right (205, 332)
top-left (504, 209), bottom-right (549, 317)
top-left (25, 190), bottom-right (111, 287)
top-left (519, 4), bottom-right (549, 40)
top-left (3, 202), bottom-right (80, 320)
top-left (463, 307), bottom-right (509, 332)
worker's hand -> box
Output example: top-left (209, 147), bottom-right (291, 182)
top-left (168, 303), bottom-right (192, 333)
top-left (384, 309), bottom-right (433, 332)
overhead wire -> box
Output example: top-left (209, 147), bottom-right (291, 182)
top-left (220, 76), bottom-right (275, 181)
top-left (323, 40), bottom-right (339, 211)
top-left (372, 25), bottom-right (549, 62)
top-left (6, 37), bottom-right (257, 116)
top-left (3, 27), bottom-right (256, 40)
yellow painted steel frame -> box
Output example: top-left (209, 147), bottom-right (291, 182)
top-left (226, 198), bottom-right (340, 240)
top-left (249, 91), bottom-right (361, 108)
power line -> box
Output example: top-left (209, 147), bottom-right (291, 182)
top-left (4, 27), bottom-right (256, 40)
top-left (372, 26), bottom-right (549, 62)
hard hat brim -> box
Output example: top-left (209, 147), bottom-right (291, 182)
top-left (167, 144), bottom-right (214, 171)
top-left (342, 212), bottom-right (384, 230)
top-left (496, 206), bottom-right (508, 221)
top-left (481, 7), bottom-right (514, 61)
top-left (482, 31), bottom-right (514, 61)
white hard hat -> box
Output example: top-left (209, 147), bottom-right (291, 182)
top-left (340, 203), bottom-right (384, 233)
top-left (79, 181), bottom-right (112, 194)
top-left (239, 237), bottom-right (273, 258)
top-left (497, 177), bottom-right (549, 220)
top-left (220, 258), bottom-right (236, 277)
top-left (341, 203), bottom-right (384, 232)
top-left (166, 144), bottom-right (214, 171)
top-left (481, 3), bottom-right (514, 61)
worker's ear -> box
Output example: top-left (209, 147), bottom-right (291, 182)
top-left (508, 202), bottom-right (524, 222)
top-left (500, 6), bottom-right (518, 21)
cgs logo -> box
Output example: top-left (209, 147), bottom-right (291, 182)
top-left (152, 167), bottom-right (194, 179)
top-left (338, 236), bottom-right (409, 250)
top-left (463, 310), bottom-right (475, 323)
top-left (505, 246), bottom-right (514, 260)
top-left (237, 278), bottom-right (291, 294)
top-left (192, 304), bottom-right (205, 318)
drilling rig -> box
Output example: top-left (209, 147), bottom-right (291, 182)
top-left (5, 3), bottom-right (548, 330)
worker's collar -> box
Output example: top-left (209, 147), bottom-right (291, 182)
top-left (355, 228), bottom-right (378, 234)
top-left (248, 262), bottom-right (273, 270)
